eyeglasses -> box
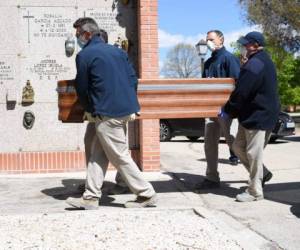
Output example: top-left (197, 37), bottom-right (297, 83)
top-left (75, 30), bottom-right (86, 38)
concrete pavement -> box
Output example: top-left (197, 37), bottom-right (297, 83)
top-left (0, 171), bottom-right (262, 250)
top-left (160, 130), bottom-right (300, 250)
top-left (0, 130), bottom-right (299, 249)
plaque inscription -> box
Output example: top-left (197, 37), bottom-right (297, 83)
top-left (29, 56), bottom-right (72, 81)
top-left (20, 6), bottom-right (76, 55)
top-left (0, 61), bottom-right (14, 85)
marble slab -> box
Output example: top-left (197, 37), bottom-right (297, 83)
top-left (20, 54), bottom-right (76, 103)
top-left (0, 56), bottom-right (20, 104)
top-left (19, 6), bottom-right (77, 56)
top-left (0, 0), bottom-right (138, 153)
top-left (0, 7), bottom-right (19, 54)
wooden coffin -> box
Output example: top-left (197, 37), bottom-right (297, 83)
top-left (57, 78), bottom-right (235, 122)
top-left (57, 80), bottom-right (84, 123)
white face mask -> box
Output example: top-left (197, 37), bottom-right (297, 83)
top-left (77, 35), bottom-right (88, 49)
top-left (240, 46), bottom-right (248, 58)
top-left (207, 40), bottom-right (216, 51)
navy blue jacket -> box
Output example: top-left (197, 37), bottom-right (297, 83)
top-left (202, 47), bottom-right (240, 79)
top-left (75, 36), bottom-right (140, 117)
top-left (224, 50), bottom-right (280, 130)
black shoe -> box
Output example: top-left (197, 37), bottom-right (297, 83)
top-left (262, 171), bottom-right (273, 187)
top-left (77, 183), bottom-right (85, 193)
top-left (107, 184), bottom-right (131, 195)
top-left (229, 156), bottom-right (239, 165)
top-left (194, 179), bottom-right (220, 192)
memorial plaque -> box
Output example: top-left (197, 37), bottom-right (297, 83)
top-left (20, 55), bottom-right (75, 102)
top-left (83, 7), bottom-right (124, 44)
top-left (0, 57), bottom-right (18, 88)
top-left (0, 0), bottom-right (138, 153)
top-left (0, 56), bottom-right (19, 103)
top-left (81, 1), bottom-right (138, 70)
top-left (19, 6), bottom-right (77, 55)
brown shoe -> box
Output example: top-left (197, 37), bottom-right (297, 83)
top-left (66, 196), bottom-right (99, 210)
top-left (124, 194), bottom-right (157, 208)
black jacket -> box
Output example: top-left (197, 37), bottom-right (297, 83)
top-left (75, 36), bottom-right (140, 117)
top-left (203, 46), bottom-right (240, 79)
top-left (224, 50), bottom-right (280, 130)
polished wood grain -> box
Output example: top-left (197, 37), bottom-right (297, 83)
top-left (57, 78), bottom-right (234, 122)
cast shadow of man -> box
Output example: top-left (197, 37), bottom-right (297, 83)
top-left (41, 179), bottom-right (122, 209)
top-left (197, 157), bottom-right (240, 166)
top-left (167, 172), bottom-right (300, 218)
top-left (264, 182), bottom-right (300, 218)
top-left (281, 136), bottom-right (300, 143)
top-left (166, 172), bottom-right (247, 199)
top-left (41, 177), bottom-right (184, 209)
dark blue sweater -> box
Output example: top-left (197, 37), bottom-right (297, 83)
top-left (224, 50), bottom-right (280, 130)
top-left (75, 36), bottom-right (140, 118)
top-left (202, 46), bottom-right (240, 79)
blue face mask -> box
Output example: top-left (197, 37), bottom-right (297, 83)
top-left (77, 36), bottom-right (87, 49)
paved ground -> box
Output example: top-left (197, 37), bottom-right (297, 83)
top-left (0, 128), bottom-right (299, 249)
top-left (160, 128), bottom-right (300, 250)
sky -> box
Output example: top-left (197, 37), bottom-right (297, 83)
top-left (158, 0), bottom-right (260, 68)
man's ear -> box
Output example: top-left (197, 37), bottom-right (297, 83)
top-left (84, 32), bottom-right (92, 40)
top-left (253, 43), bottom-right (260, 49)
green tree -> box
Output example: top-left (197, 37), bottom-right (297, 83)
top-left (239, 0), bottom-right (300, 52)
top-left (161, 43), bottom-right (201, 78)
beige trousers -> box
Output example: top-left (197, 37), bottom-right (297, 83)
top-left (84, 122), bottom-right (126, 187)
top-left (83, 115), bottom-right (155, 199)
top-left (204, 117), bottom-right (236, 182)
top-left (232, 125), bottom-right (271, 197)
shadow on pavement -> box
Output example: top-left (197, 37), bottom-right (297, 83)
top-left (161, 139), bottom-right (204, 143)
top-left (264, 182), bottom-right (300, 218)
top-left (41, 179), bottom-right (125, 208)
top-left (41, 177), bottom-right (187, 208)
top-left (40, 176), bottom-right (300, 215)
top-left (164, 172), bottom-right (247, 199)
top-left (163, 139), bottom-right (232, 144)
top-left (41, 178), bottom-right (88, 200)
top-left (197, 158), bottom-right (239, 166)
top-left (290, 204), bottom-right (300, 218)
top-left (165, 172), bottom-right (300, 218)
top-left (281, 136), bottom-right (300, 142)
top-left (267, 140), bottom-right (288, 144)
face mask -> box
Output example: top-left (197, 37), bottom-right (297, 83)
top-left (77, 35), bottom-right (87, 49)
top-left (207, 40), bottom-right (216, 51)
top-left (240, 46), bottom-right (248, 58)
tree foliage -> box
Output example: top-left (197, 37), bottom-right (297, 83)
top-left (161, 43), bottom-right (201, 78)
top-left (266, 39), bottom-right (300, 106)
top-left (239, 0), bottom-right (300, 52)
